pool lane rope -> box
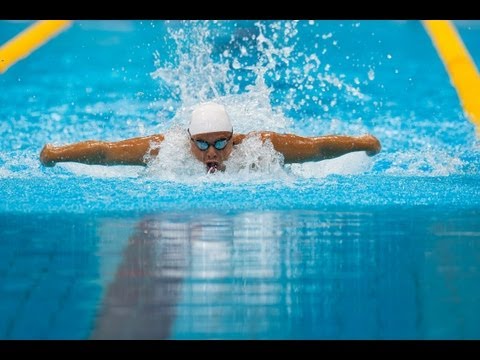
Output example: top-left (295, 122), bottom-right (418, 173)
top-left (423, 20), bottom-right (480, 136)
top-left (0, 20), bottom-right (72, 74)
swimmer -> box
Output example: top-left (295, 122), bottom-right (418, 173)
top-left (40, 102), bottom-right (381, 173)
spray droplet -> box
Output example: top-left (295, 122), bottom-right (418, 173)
top-left (368, 69), bottom-right (375, 81)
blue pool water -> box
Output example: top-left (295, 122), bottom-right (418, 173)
top-left (0, 20), bottom-right (479, 339)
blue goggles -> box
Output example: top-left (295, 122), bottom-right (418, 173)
top-left (188, 130), bottom-right (233, 151)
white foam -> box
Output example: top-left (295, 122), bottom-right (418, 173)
top-left (144, 127), bottom-right (206, 181)
top-left (223, 134), bottom-right (290, 182)
top-left (385, 149), bottom-right (464, 176)
top-left (60, 163), bottom-right (143, 178)
top-left (0, 152), bottom-right (50, 179)
top-left (288, 151), bottom-right (374, 178)
top-left (0, 168), bottom-right (13, 178)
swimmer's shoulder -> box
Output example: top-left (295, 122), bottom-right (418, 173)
top-left (233, 133), bottom-right (247, 145)
top-left (233, 131), bottom-right (277, 145)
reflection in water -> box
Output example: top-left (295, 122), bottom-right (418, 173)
top-left (91, 217), bottom-right (190, 339)
top-left (90, 209), bottom-right (480, 339)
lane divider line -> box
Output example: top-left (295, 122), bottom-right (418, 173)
top-left (0, 20), bottom-right (72, 74)
top-left (423, 20), bottom-right (480, 136)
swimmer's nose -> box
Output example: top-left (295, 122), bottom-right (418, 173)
top-left (205, 146), bottom-right (218, 160)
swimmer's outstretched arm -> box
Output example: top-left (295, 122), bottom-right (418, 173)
top-left (40, 135), bottom-right (164, 167)
top-left (235, 132), bottom-right (381, 164)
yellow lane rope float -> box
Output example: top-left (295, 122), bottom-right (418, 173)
top-left (0, 20), bottom-right (72, 74)
top-left (423, 20), bottom-right (480, 135)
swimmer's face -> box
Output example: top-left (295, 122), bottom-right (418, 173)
top-left (189, 131), bottom-right (234, 173)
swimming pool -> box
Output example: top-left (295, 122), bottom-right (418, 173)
top-left (0, 20), bottom-right (479, 339)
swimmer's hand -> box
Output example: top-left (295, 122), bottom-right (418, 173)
top-left (40, 144), bottom-right (56, 167)
top-left (363, 134), bottom-right (381, 157)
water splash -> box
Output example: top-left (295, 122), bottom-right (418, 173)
top-left (150, 20), bottom-right (372, 128)
top-left (147, 20), bottom-right (376, 180)
top-left (145, 128), bottom-right (292, 184)
top-left (385, 148), bottom-right (465, 176)
top-left (144, 127), bottom-right (205, 181)
top-left (1, 20), bottom-right (475, 183)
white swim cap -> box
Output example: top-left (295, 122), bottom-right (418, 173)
top-left (188, 102), bottom-right (233, 136)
